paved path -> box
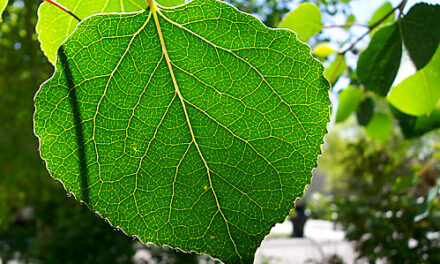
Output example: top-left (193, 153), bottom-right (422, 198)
top-left (254, 219), bottom-right (358, 264)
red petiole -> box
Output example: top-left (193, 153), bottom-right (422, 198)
top-left (43, 0), bottom-right (81, 22)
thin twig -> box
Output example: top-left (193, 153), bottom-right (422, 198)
top-left (416, 161), bottom-right (434, 177)
top-left (44, 0), bottom-right (81, 22)
top-left (323, 22), bottom-right (369, 29)
top-left (338, 0), bottom-right (406, 55)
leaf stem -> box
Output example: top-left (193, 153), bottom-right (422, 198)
top-left (323, 23), bottom-right (369, 29)
top-left (43, 0), bottom-right (81, 22)
top-left (338, 0), bottom-right (406, 54)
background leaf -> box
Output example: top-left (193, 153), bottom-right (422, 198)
top-left (324, 54), bottom-right (347, 85)
top-left (401, 3), bottom-right (440, 70)
top-left (357, 24), bottom-right (401, 97)
top-left (158, 0), bottom-right (186, 7)
top-left (279, 2), bottom-right (322, 42)
top-left (34, 0), bottom-right (330, 263)
top-left (365, 113), bottom-right (391, 141)
top-left (390, 104), bottom-right (440, 138)
top-left (356, 97), bottom-right (374, 126)
top-left (36, 0), bottom-right (146, 64)
top-left (314, 42), bottom-right (335, 58)
top-left (368, 2), bottom-right (394, 36)
top-left (344, 14), bottom-right (355, 29)
top-left (0, 0), bottom-right (7, 22)
top-left (387, 47), bottom-right (440, 116)
top-left (335, 86), bottom-right (363, 123)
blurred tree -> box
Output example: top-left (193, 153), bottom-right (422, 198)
top-left (280, 0), bottom-right (440, 262)
top-left (319, 130), bottom-right (440, 263)
top-left (1, 0), bottom-right (439, 263)
top-left (0, 0), bottom-right (136, 263)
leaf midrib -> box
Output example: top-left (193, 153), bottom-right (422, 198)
top-left (158, 10), bottom-right (310, 139)
top-left (151, 2), bottom-right (242, 260)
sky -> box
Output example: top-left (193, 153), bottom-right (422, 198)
top-left (311, 0), bottom-right (440, 117)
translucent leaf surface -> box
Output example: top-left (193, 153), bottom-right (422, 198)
top-left (33, 0), bottom-right (330, 263)
top-left (345, 14), bottom-right (355, 29)
top-left (365, 113), bottom-right (391, 141)
top-left (0, 0), bottom-right (7, 22)
top-left (313, 43), bottom-right (335, 58)
top-left (401, 3), bottom-right (440, 70)
top-left (335, 86), bottom-right (362, 123)
top-left (388, 47), bottom-right (440, 116)
top-left (279, 3), bottom-right (322, 42)
top-left (357, 24), bottom-right (401, 97)
top-left (390, 104), bottom-right (440, 138)
top-left (324, 54), bottom-right (347, 85)
top-left (158, 0), bottom-right (186, 7)
top-left (36, 0), bottom-right (147, 64)
top-left (368, 2), bottom-right (394, 36)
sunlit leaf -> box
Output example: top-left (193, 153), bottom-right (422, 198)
top-left (279, 3), bottom-right (322, 42)
top-left (335, 86), bottom-right (363, 123)
top-left (314, 43), bottom-right (335, 58)
top-left (388, 47), bottom-right (440, 116)
top-left (158, 0), bottom-right (186, 7)
top-left (401, 3), bottom-right (440, 70)
top-left (357, 24), bottom-right (401, 97)
top-left (33, 0), bottom-right (330, 263)
top-left (36, 0), bottom-right (147, 64)
top-left (365, 113), bottom-right (391, 141)
top-left (324, 54), bottom-right (347, 85)
top-left (344, 14), bottom-right (355, 29)
top-left (0, 0), bottom-right (7, 22)
top-left (368, 2), bottom-right (394, 36)
top-left (390, 104), bottom-right (440, 139)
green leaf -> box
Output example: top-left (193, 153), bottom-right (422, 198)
top-left (356, 97), bottom-right (374, 126)
top-left (368, 2), bottom-right (394, 36)
top-left (34, 0), bottom-right (330, 263)
top-left (324, 54), bottom-right (347, 85)
top-left (335, 86), bottom-right (363, 123)
top-left (357, 24), bottom-right (402, 97)
top-left (415, 185), bottom-right (439, 222)
top-left (279, 3), bottom-right (322, 42)
top-left (390, 104), bottom-right (440, 139)
top-left (387, 47), bottom-right (440, 116)
top-left (158, 0), bottom-right (186, 7)
top-left (344, 14), bottom-right (355, 29)
top-left (36, 0), bottom-right (147, 64)
top-left (0, 0), bottom-right (7, 22)
top-left (401, 3), bottom-right (440, 70)
top-left (365, 113), bottom-right (391, 141)
top-left (314, 43), bottom-right (335, 58)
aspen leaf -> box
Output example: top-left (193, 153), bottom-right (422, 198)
top-left (34, 0), bottom-right (330, 262)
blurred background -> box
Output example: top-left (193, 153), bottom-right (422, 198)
top-left (0, 0), bottom-right (439, 263)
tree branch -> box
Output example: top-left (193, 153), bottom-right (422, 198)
top-left (338, 0), bottom-right (407, 55)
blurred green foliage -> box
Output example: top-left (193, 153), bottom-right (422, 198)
top-left (0, 0), bottom-right (137, 263)
top-left (318, 129), bottom-right (440, 263)
top-left (0, 0), bottom-right (290, 263)
top-left (1, 0), bottom-right (440, 263)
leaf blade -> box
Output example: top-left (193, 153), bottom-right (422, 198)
top-left (0, 0), bottom-right (7, 22)
top-left (335, 86), bottom-right (363, 123)
top-left (401, 3), bottom-right (440, 70)
top-left (357, 24), bottom-right (402, 96)
top-left (34, 0), bottom-right (330, 262)
top-left (279, 3), bottom-right (322, 42)
top-left (387, 47), bottom-right (440, 116)
top-left (36, 0), bottom-right (147, 64)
